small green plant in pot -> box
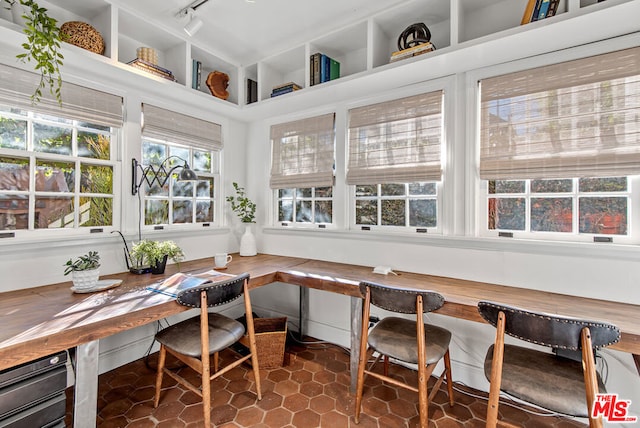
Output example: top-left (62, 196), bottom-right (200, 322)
top-left (64, 251), bottom-right (100, 290)
top-left (130, 240), bottom-right (184, 274)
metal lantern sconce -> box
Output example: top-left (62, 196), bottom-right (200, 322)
top-left (131, 156), bottom-right (198, 195)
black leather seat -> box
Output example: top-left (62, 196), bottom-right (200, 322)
top-left (478, 301), bottom-right (620, 428)
top-left (354, 281), bottom-right (454, 427)
top-left (154, 273), bottom-right (261, 426)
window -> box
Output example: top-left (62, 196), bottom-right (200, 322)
top-left (0, 64), bottom-right (123, 237)
top-left (141, 139), bottom-right (219, 226)
top-left (486, 177), bottom-right (631, 237)
top-left (270, 113), bottom-right (335, 227)
top-left (347, 91), bottom-right (444, 232)
top-left (355, 183), bottom-right (438, 229)
top-left (276, 187), bottom-right (332, 225)
top-left (140, 105), bottom-right (222, 228)
top-left (479, 47), bottom-right (640, 242)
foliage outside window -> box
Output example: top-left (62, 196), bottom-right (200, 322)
top-left (141, 139), bottom-right (219, 227)
top-left (277, 187), bottom-right (333, 226)
top-left (486, 177), bottom-right (630, 237)
top-left (0, 106), bottom-right (115, 233)
top-left (354, 182), bottom-right (438, 230)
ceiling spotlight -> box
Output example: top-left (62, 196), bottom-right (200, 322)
top-left (184, 11), bottom-right (204, 36)
top-left (178, 0), bottom-right (209, 37)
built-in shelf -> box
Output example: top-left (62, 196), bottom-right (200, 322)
top-left (0, 0), bottom-right (635, 110)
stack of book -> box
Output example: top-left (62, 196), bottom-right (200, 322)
top-left (310, 52), bottom-right (340, 86)
top-left (128, 58), bottom-right (177, 82)
top-left (389, 42), bottom-right (435, 63)
top-left (521, 0), bottom-right (560, 24)
top-left (270, 82), bottom-right (302, 98)
top-left (192, 59), bottom-right (202, 90)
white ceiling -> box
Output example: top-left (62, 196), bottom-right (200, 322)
top-left (112, 0), bottom-right (416, 66)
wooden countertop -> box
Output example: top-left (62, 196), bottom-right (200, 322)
top-left (1, 253), bottom-right (638, 372)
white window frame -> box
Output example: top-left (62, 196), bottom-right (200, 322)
top-left (345, 77), bottom-right (455, 235)
top-left (468, 36), bottom-right (640, 245)
top-left (0, 107), bottom-right (120, 240)
top-left (139, 137), bottom-right (221, 231)
top-left (275, 186), bottom-right (334, 229)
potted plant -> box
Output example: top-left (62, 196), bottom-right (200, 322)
top-left (226, 182), bottom-right (257, 256)
top-left (4, 0), bottom-right (64, 104)
top-left (64, 251), bottom-right (100, 290)
top-left (130, 240), bottom-right (184, 274)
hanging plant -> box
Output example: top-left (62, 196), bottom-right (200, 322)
top-left (7, 0), bottom-right (64, 104)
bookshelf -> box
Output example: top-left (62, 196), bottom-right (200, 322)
top-left (0, 0), bottom-right (635, 110)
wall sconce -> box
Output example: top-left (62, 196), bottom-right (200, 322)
top-left (131, 156), bottom-right (197, 196)
top-left (178, 0), bottom-right (210, 37)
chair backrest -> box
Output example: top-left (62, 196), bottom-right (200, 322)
top-left (177, 272), bottom-right (250, 308)
top-left (359, 281), bottom-right (445, 314)
top-left (477, 301), bottom-right (620, 350)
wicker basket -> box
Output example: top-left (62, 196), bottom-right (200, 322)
top-left (61, 21), bottom-right (105, 55)
top-left (239, 317), bottom-right (287, 369)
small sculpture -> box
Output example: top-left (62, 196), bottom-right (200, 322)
top-left (206, 70), bottom-right (229, 100)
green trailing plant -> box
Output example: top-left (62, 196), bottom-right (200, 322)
top-left (226, 182), bottom-right (256, 223)
top-left (6, 0), bottom-right (64, 104)
top-left (130, 240), bottom-right (184, 268)
top-left (63, 251), bottom-right (100, 275)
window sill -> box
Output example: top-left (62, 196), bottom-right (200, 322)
top-left (261, 227), bottom-right (640, 262)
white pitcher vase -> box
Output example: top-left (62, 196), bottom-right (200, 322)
top-left (239, 222), bottom-right (257, 256)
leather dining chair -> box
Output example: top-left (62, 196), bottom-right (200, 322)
top-left (153, 273), bottom-right (261, 426)
top-left (477, 301), bottom-right (620, 428)
top-left (354, 281), bottom-right (455, 427)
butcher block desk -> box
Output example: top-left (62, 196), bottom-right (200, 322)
top-left (1, 254), bottom-right (639, 428)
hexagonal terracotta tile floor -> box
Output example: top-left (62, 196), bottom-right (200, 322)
top-left (65, 338), bottom-right (587, 427)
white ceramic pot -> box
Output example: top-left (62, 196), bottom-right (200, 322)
top-left (72, 268), bottom-right (100, 290)
top-left (239, 222), bottom-right (257, 256)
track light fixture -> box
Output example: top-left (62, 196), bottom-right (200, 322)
top-left (178, 0), bottom-right (210, 37)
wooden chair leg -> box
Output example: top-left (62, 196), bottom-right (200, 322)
top-left (416, 296), bottom-right (428, 428)
top-left (354, 288), bottom-right (372, 424)
top-left (243, 280), bottom-right (262, 400)
top-left (443, 349), bottom-right (454, 406)
top-left (200, 292), bottom-right (211, 427)
top-left (154, 345), bottom-right (166, 408)
top-left (486, 311), bottom-right (506, 428)
top-left (581, 328), bottom-right (603, 428)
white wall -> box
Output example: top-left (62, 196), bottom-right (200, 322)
top-left (0, 3), bottom-right (638, 425)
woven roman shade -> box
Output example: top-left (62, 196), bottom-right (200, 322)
top-left (269, 113), bottom-right (335, 189)
top-left (142, 104), bottom-right (222, 151)
top-left (479, 46), bottom-right (640, 180)
top-left (0, 63), bottom-right (122, 127)
top-left (347, 91), bottom-right (443, 185)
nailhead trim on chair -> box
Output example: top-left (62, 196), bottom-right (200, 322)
top-left (359, 281), bottom-right (445, 313)
top-left (478, 301), bottom-right (620, 350)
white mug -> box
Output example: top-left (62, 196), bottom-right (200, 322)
top-left (214, 253), bottom-right (232, 268)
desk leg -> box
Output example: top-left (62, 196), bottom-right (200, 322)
top-left (74, 340), bottom-right (99, 428)
top-left (350, 296), bottom-right (362, 394)
top-left (299, 286), bottom-right (308, 341)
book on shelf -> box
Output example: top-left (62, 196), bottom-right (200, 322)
top-left (127, 58), bottom-right (176, 82)
top-left (310, 52), bottom-right (340, 86)
top-left (146, 270), bottom-right (233, 298)
top-left (522, 0), bottom-right (559, 24)
top-left (389, 42), bottom-right (435, 63)
top-left (247, 78), bottom-right (258, 104)
top-left (271, 82), bottom-right (302, 97)
top-left (191, 59), bottom-right (202, 90)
